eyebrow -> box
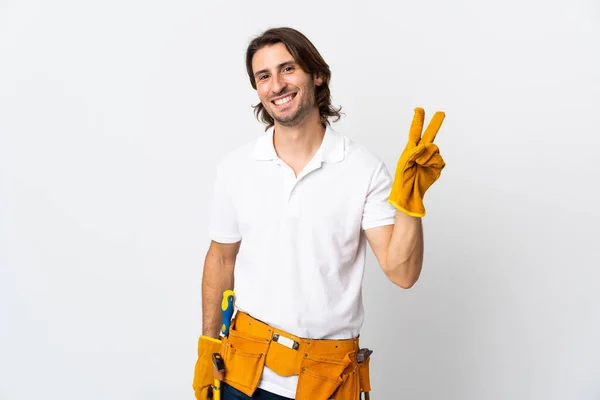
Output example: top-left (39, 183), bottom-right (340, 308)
top-left (253, 60), bottom-right (296, 78)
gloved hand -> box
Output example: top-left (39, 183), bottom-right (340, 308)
top-left (192, 335), bottom-right (222, 399)
top-left (389, 107), bottom-right (446, 217)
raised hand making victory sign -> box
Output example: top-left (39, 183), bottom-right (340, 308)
top-left (389, 108), bottom-right (446, 217)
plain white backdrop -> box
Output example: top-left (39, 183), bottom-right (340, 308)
top-left (1, 0), bottom-right (599, 399)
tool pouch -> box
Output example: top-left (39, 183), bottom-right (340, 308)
top-left (326, 351), bottom-right (371, 400)
top-left (221, 326), bottom-right (270, 396)
top-left (192, 336), bottom-right (223, 400)
top-left (295, 352), bottom-right (351, 400)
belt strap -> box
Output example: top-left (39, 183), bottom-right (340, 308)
top-left (231, 311), bottom-right (360, 376)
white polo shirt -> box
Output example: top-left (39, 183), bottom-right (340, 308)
top-left (208, 124), bottom-right (397, 397)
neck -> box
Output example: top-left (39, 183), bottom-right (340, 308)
top-left (272, 108), bottom-right (325, 163)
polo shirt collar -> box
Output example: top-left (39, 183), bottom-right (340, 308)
top-left (252, 124), bottom-right (345, 163)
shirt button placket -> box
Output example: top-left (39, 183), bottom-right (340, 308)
top-left (288, 183), bottom-right (300, 219)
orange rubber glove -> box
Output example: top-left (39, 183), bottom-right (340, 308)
top-left (388, 107), bottom-right (446, 217)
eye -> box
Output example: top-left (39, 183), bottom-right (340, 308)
top-left (258, 74), bottom-right (269, 81)
top-left (283, 66), bottom-right (294, 73)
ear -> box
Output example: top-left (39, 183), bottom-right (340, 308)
top-left (313, 73), bottom-right (324, 87)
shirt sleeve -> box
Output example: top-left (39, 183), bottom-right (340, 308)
top-left (361, 161), bottom-right (397, 230)
top-left (208, 160), bottom-right (242, 243)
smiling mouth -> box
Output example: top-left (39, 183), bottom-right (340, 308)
top-left (272, 93), bottom-right (296, 106)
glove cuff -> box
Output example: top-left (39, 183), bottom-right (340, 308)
top-left (388, 198), bottom-right (425, 217)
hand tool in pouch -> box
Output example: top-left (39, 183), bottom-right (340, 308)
top-left (357, 348), bottom-right (373, 400)
top-left (212, 290), bottom-right (235, 400)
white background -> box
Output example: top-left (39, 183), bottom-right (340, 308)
top-left (1, 0), bottom-right (599, 399)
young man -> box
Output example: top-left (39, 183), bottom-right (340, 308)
top-left (193, 27), bottom-right (445, 400)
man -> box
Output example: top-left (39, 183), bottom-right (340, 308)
top-left (193, 27), bottom-right (445, 400)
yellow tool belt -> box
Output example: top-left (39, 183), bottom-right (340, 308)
top-left (220, 311), bottom-right (371, 400)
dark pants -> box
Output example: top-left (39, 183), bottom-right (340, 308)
top-left (222, 382), bottom-right (294, 400)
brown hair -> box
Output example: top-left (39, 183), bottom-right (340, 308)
top-left (245, 27), bottom-right (343, 129)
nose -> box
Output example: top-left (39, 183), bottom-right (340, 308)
top-left (270, 73), bottom-right (287, 96)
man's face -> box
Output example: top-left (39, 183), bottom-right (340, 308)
top-left (252, 43), bottom-right (323, 127)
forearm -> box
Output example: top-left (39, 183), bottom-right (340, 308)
top-left (201, 248), bottom-right (235, 338)
top-left (384, 211), bottom-right (424, 288)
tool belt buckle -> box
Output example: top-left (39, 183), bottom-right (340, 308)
top-left (272, 333), bottom-right (300, 350)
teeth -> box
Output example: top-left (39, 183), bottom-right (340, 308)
top-left (274, 94), bottom-right (293, 105)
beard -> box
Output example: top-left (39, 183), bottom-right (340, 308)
top-left (267, 80), bottom-right (316, 127)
